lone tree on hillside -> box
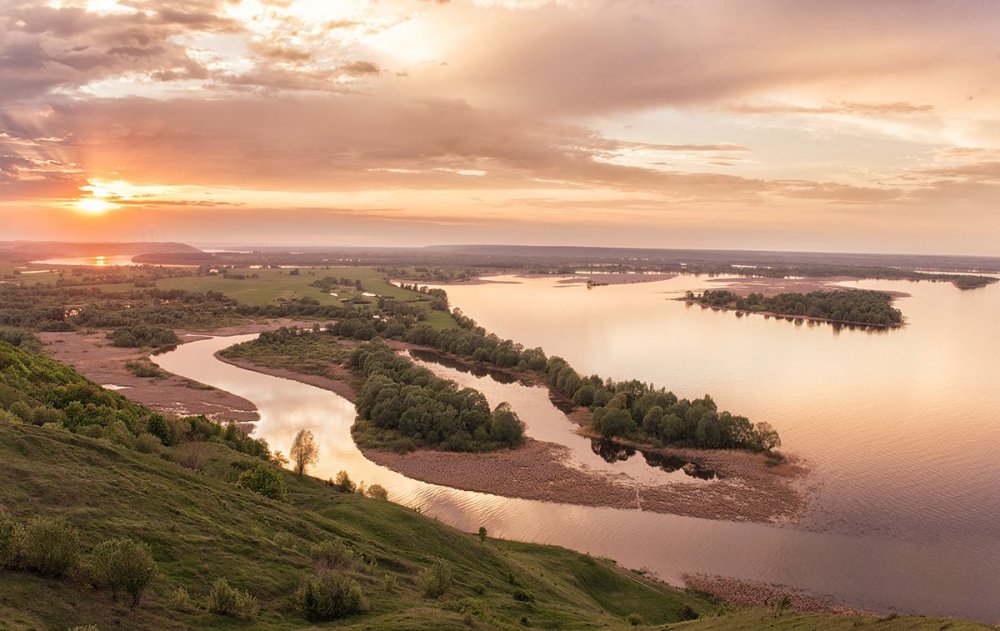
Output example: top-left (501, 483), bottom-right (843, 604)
top-left (291, 429), bottom-right (319, 476)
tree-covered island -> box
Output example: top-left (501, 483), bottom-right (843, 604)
top-left (684, 289), bottom-right (904, 328)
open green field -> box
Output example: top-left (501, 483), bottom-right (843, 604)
top-left (0, 265), bottom-right (64, 285)
top-left (150, 266), bottom-right (455, 329)
top-left (153, 267), bottom-right (394, 305)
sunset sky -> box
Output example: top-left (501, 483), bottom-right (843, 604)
top-left (2, 0), bottom-right (999, 254)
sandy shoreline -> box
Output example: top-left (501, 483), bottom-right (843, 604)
top-left (684, 574), bottom-right (875, 616)
top-left (40, 330), bottom-right (260, 422)
top-left (361, 442), bottom-right (804, 522)
top-left (38, 319), bottom-right (321, 423)
top-left (703, 275), bottom-right (911, 298)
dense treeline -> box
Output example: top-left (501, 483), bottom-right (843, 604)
top-left (109, 325), bottom-right (180, 349)
top-left (349, 339), bottom-right (525, 452)
top-left (546, 356), bottom-right (780, 451)
top-left (284, 300), bottom-right (779, 452)
top-left (690, 289), bottom-right (903, 327)
top-left (396, 310), bottom-right (780, 452)
top-left (0, 341), bottom-right (271, 460)
top-left (378, 266), bottom-right (480, 284)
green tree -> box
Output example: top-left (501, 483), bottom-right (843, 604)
top-left (238, 464), bottom-right (288, 501)
top-left (290, 429), bottom-right (319, 476)
top-left (490, 403), bottom-right (525, 448)
top-left (91, 538), bottom-right (157, 607)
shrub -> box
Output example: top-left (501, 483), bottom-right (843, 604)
top-left (294, 570), bottom-right (367, 622)
top-left (174, 442), bottom-right (205, 471)
top-left (15, 516), bottom-right (80, 577)
top-left (272, 530), bottom-right (298, 552)
top-left (237, 464), bottom-right (288, 501)
top-left (625, 612), bottom-right (643, 625)
top-left (168, 586), bottom-right (194, 611)
top-left (0, 508), bottom-right (17, 568)
top-left (332, 470), bottom-right (355, 493)
top-left (90, 538), bottom-right (157, 607)
top-left (419, 560), bottom-right (453, 599)
top-left (133, 433), bottom-right (162, 454)
top-left (109, 325), bottom-right (179, 349)
top-left (512, 589), bottom-right (535, 603)
top-left (102, 421), bottom-right (134, 449)
top-left (382, 574), bottom-right (397, 592)
top-left (310, 540), bottom-right (356, 570)
top-left (676, 604), bottom-right (698, 621)
top-left (124, 359), bottom-right (167, 379)
top-left (145, 415), bottom-right (174, 445)
top-left (365, 484), bottom-right (389, 501)
top-left (207, 578), bottom-right (259, 620)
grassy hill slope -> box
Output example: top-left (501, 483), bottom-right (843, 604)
top-left (0, 422), bottom-right (715, 630)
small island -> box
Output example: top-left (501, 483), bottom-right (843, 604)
top-left (682, 289), bottom-right (904, 329)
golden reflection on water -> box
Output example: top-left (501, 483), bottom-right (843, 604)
top-left (436, 275), bottom-right (1000, 541)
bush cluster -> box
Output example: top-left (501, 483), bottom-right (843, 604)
top-left (207, 578), bottom-right (259, 620)
top-left (2, 515), bottom-right (80, 578)
top-left (351, 340), bottom-right (525, 452)
top-left (237, 464), bottom-right (288, 501)
top-left (294, 570), bottom-right (367, 622)
top-left (544, 356), bottom-right (780, 451)
top-left (108, 325), bottom-right (180, 349)
top-left (90, 538), bottom-right (157, 606)
top-left (419, 560), bottom-right (454, 599)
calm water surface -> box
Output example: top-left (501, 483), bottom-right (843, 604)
top-left (34, 255), bottom-right (140, 266)
top-left (155, 274), bottom-right (1000, 621)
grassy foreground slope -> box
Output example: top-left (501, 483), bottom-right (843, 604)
top-left (1, 426), bottom-right (990, 631)
top-left (0, 421), bottom-right (715, 630)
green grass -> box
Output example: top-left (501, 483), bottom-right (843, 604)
top-left (0, 422), bottom-right (720, 629)
top-left (152, 266), bottom-right (456, 329)
top-left (152, 268), bottom-right (343, 306)
top-left (221, 332), bottom-right (354, 377)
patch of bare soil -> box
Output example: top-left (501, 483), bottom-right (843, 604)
top-left (39, 330), bottom-right (259, 422)
top-left (362, 440), bottom-right (804, 522)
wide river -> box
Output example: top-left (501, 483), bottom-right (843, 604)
top-left (156, 274), bottom-right (1000, 621)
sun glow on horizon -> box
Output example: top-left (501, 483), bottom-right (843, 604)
top-left (74, 197), bottom-right (115, 215)
top-left (72, 178), bottom-right (148, 215)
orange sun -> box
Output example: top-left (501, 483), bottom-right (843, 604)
top-left (75, 197), bottom-right (115, 215)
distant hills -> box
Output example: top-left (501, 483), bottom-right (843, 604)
top-left (4, 241), bottom-right (998, 274)
top-left (0, 241), bottom-right (202, 260)
top-left (423, 244), bottom-right (1000, 272)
